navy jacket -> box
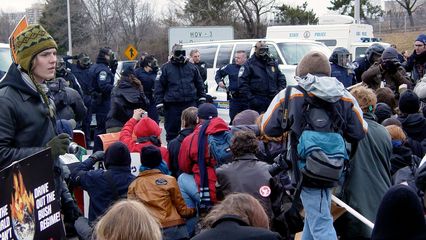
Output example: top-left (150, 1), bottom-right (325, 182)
top-left (134, 68), bottom-right (155, 102)
top-left (353, 56), bottom-right (371, 83)
top-left (215, 63), bottom-right (243, 94)
top-left (70, 157), bottom-right (135, 222)
top-left (167, 127), bottom-right (194, 177)
top-left (239, 55), bottom-right (286, 100)
top-left (154, 61), bottom-right (206, 105)
top-left (89, 62), bottom-right (114, 113)
top-left (330, 63), bottom-right (356, 88)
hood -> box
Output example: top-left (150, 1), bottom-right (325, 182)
top-left (296, 74), bottom-right (346, 103)
top-left (117, 77), bottom-right (134, 89)
top-left (205, 117), bottom-right (230, 135)
top-left (134, 117), bottom-right (162, 137)
top-left (0, 63), bottom-right (39, 98)
top-left (397, 113), bottom-right (426, 126)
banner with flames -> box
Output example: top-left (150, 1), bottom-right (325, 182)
top-left (0, 149), bottom-right (65, 240)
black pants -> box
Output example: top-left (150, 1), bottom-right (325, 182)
top-left (164, 101), bottom-right (196, 143)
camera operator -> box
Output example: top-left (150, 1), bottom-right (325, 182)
top-left (362, 47), bottom-right (412, 96)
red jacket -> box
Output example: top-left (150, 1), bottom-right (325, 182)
top-left (120, 117), bottom-right (169, 165)
top-left (178, 117), bottom-right (229, 203)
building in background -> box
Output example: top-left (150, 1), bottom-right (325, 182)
top-left (25, 3), bottom-right (44, 24)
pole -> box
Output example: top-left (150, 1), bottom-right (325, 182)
top-left (67, 0), bottom-right (73, 56)
top-left (354, 0), bottom-right (361, 23)
top-left (404, 14), bottom-right (407, 33)
top-left (331, 195), bottom-right (375, 229)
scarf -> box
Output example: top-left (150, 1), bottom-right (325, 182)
top-left (139, 161), bottom-right (171, 175)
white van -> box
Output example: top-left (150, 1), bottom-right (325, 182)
top-left (266, 16), bottom-right (390, 59)
top-left (181, 39), bottom-right (331, 107)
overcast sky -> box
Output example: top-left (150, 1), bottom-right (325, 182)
top-left (0, 0), bottom-right (335, 16)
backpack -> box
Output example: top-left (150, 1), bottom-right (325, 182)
top-left (208, 130), bottom-right (233, 167)
top-left (286, 85), bottom-right (348, 184)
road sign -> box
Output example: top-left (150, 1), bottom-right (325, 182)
top-left (124, 44), bottom-right (138, 60)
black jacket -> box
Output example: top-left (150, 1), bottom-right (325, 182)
top-left (0, 64), bottom-right (57, 169)
top-left (192, 215), bottom-right (281, 240)
top-left (155, 61), bottom-right (206, 105)
top-left (167, 127), bottom-right (194, 177)
top-left (398, 113), bottom-right (426, 142)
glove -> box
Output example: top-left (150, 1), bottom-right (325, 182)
top-left (62, 200), bottom-right (82, 224)
top-left (156, 104), bottom-right (165, 117)
top-left (198, 97), bottom-right (206, 106)
top-left (89, 151), bottom-right (105, 162)
top-left (47, 133), bottom-right (70, 160)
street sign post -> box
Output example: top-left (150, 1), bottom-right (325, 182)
top-left (124, 44), bottom-right (138, 60)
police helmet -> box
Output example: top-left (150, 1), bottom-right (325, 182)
top-left (365, 44), bottom-right (385, 63)
top-left (56, 56), bottom-right (66, 72)
top-left (141, 55), bottom-right (159, 72)
top-left (330, 47), bottom-right (352, 68)
top-left (171, 44), bottom-right (187, 64)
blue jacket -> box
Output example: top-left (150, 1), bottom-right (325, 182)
top-left (70, 157), bottom-right (135, 222)
top-left (134, 68), bottom-right (155, 102)
top-left (154, 61), bottom-right (206, 105)
top-left (353, 56), bottom-right (371, 83)
top-left (239, 55), bottom-right (286, 100)
top-left (330, 63), bottom-right (356, 88)
top-left (89, 62), bottom-right (114, 112)
top-left (215, 63), bottom-right (243, 94)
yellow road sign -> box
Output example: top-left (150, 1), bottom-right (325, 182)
top-left (124, 44), bottom-right (138, 60)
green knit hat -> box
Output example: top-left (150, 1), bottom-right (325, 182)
top-left (14, 24), bottom-right (57, 73)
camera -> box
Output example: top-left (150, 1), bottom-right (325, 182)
top-left (68, 142), bottom-right (79, 154)
top-left (268, 153), bottom-right (289, 176)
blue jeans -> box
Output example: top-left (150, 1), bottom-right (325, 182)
top-left (162, 224), bottom-right (189, 240)
top-left (177, 173), bottom-right (199, 236)
top-left (300, 187), bottom-right (337, 240)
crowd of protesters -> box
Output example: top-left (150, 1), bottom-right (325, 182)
top-left (1, 23), bottom-right (426, 240)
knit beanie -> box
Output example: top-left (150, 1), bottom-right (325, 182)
top-left (296, 51), bottom-right (331, 77)
top-left (140, 145), bottom-right (162, 168)
top-left (14, 24), bottom-right (57, 73)
top-left (374, 103), bottom-right (393, 124)
top-left (415, 34), bottom-right (426, 44)
top-left (104, 141), bottom-right (131, 168)
top-left (399, 90), bottom-right (420, 114)
top-left (198, 103), bottom-right (218, 120)
top-left (134, 117), bottom-right (162, 138)
top-left (381, 47), bottom-right (399, 61)
top-left (371, 185), bottom-right (426, 240)
top-left (232, 110), bottom-right (259, 126)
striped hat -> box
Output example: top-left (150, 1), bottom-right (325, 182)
top-left (14, 24), bottom-right (57, 72)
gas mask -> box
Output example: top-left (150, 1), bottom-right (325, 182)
top-left (171, 49), bottom-right (187, 64)
top-left (148, 58), bottom-right (159, 73)
top-left (255, 42), bottom-right (271, 62)
top-left (78, 54), bottom-right (91, 69)
top-left (56, 58), bottom-right (66, 76)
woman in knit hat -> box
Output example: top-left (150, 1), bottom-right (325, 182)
top-left (128, 146), bottom-right (195, 240)
top-left (0, 24), bottom-right (80, 236)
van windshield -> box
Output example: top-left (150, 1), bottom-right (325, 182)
top-left (277, 42), bottom-right (331, 65)
top-left (0, 47), bottom-right (12, 73)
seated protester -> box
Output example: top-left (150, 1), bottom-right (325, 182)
top-left (70, 142), bottom-right (135, 239)
top-left (47, 77), bottom-right (87, 124)
top-left (56, 119), bottom-right (87, 161)
top-left (94, 199), bottom-right (162, 240)
top-left (381, 117), bottom-right (402, 127)
top-left (362, 47), bottom-right (412, 95)
top-left (230, 110), bottom-right (260, 136)
top-left (128, 146), bottom-right (195, 240)
top-left (375, 87), bottom-right (397, 113)
top-left (375, 102), bottom-right (393, 124)
top-left (120, 108), bottom-right (169, 165)
top-left (106, 65), bottom-right (149, 133)
top-left (371, 185), bottom-right (426, 240)
top-left (192, 193), bottom-right (281, 240)
top-left (167, 106), bottom-right (198, 178)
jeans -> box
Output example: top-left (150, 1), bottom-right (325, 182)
top-left (177, 173), bottom-right (199, 236)
top-left (300, 187), bottom-right (337, 240)
top-left (162, 224), bottom-right (189, 240)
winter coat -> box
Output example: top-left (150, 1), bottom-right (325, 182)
top-left (119, 117), bottom-right (169, 165)
top-left (405, 50), bottom-right (426, 81)
top-left (128, 169), bottom-right (195, 228)
top-left (167, 127), bottom-right (194, 178)
top-left (105, 78), bottom-right (148, 129)
top-left (70, 156), bottom-right (135, 222)
top-left (330, 63), bottom-right (356, 88)
top-left (191, 215), bottom-right (282, 240)
top-left (154, 61), bottom-right (206, 105)
top-left (398, 113), bottom-right (426, 142)
top-left (178, 117), bottom-right (230, 203)
top-left (361, 62), bottom-right (412, 92)
top-left (89, 60), bottom-right (114, 113)
top-left (134, 68), bottom-right (156, 103)
top-left (353, 56), bottom-right (372, 83)
top-left (339, 113), bottom-right (392, 239)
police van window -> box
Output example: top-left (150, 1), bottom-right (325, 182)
top-left (355, 47), bottom-right (368, 58)
top-left (216, 44), bottom-right (233, 68)
top-left (316, 39), bottom-right (337, 47)
top-left (197, 45), bottom-right (218, 68)
top-left (266, 44), bottom-right (283, 64)
top-left (232, 44), bottom-right (252, 63)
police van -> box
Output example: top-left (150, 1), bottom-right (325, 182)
top-left (181, 38), bottom-right (331, 107)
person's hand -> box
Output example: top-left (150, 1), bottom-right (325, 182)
top-left (133, 108), bottom-right (145, 121)
top-left (156, 104), bottom-right (165, 117)
top-left (218, 82), bottom-right (226, 89)
top-left (90, 151), bottom-right (105, 162)
top-left (47, 133), bottom-right (70, 160)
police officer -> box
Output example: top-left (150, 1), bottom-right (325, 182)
top-left (189, 49), bottom-right (208, 92)
top-left (134, 55), bottom-right (160, 123)
top-left (330, 47), bottom-right (356, 88)
top-left (89, 47), bottom-right (116, 151)
top-left (56, 56), bottom-right (83, 96)
top-left (353, 43), bottom-right (385, 83)
top-left (64, 53), bottom-right (93, 145)
top-left (155, 45), bottom-right (206, 142)
top-left (239, 41), bottom-right (286, 114)
top-left (215, 50), bottom-right (248, 123)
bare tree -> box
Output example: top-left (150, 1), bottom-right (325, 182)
top-left (395, 0), bottom-right (424, 26)
top-left (0, 11), bottom-right (19, 43)
top-left (82, 0), bottom-right (118, 46)
top-left (234, 0), bottom-right (275, 38)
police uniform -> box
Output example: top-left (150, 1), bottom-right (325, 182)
top-left (154, 60), bottom-right (206, 142)
top-left (239, 55), bottom-right (286, 114)
top-left (215, 63), bottom-right (248, 123)
top-left (194, 61), bottom-right (208, 92)
top-left (330, 63), bottom-right (356, 88)
top-left (89, 57), bottom-right (114, 151)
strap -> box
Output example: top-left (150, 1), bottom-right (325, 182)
top-left (104, 170), bottom-right (120, 201)
top-left (281, 86), bottom-right (294, 129)
top-left (197, 120), bottom-right (212, 207)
